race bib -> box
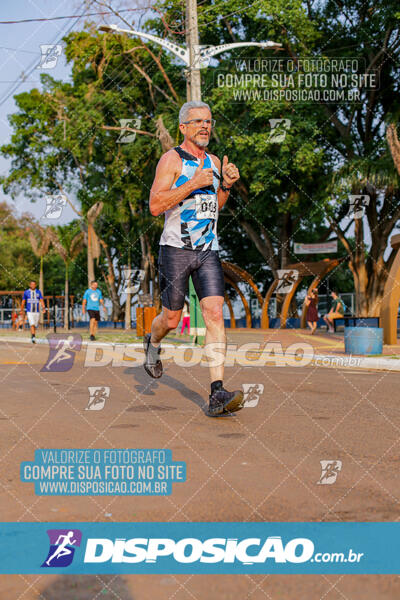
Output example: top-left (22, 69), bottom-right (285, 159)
top-left (194, 194), bottom-right (217, 220)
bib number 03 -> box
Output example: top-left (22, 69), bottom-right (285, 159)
top-left (195, 194), bottom-right (217, 220)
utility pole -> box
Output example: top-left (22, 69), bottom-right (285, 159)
top-left (185, 0), bottom-right (201, 101)
top-left (186, 0), bottom-right (204, 342)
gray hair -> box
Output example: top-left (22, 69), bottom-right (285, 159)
top-left (179, 101), bottom-right (211, 123)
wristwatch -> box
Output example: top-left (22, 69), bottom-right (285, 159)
top-left (220, 181), bottom-right (232, 192)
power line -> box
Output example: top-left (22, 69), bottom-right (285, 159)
top-left (0, 8), bottom-right (152, 25)
top-left (0, 46), bottom-right (38, 55)
top-left (0, 10), bottom-right (82, 107)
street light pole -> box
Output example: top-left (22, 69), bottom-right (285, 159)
top-left (185, 0), bottom-right (201, 101)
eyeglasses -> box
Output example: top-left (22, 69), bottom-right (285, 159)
top-left (181, 118), bottom-right (216, 128)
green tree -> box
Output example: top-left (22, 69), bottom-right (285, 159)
top-left (50, 222), bottom-right (85, 329)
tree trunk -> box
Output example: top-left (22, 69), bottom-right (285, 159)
top-left (124, 257), bottom-right (131, 330)
top-left (39, 255), bottom-right (44, 326)
top-left (87, 227), bottom-right (95, 287)
top-left (99, 239), bottom-right (121, 321)
top-left (64, 262), bottom-right (69, 330)
top-left (280, 211), bottom-right (292, 269)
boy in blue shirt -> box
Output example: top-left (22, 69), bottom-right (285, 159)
top-left (82, 281), bottom-right (105, 341)
top-left (21, 280), bottom-right (46, 343)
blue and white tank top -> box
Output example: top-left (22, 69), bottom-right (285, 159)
top-left (159, 146), bottom-right (220, 251)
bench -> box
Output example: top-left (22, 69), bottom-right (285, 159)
top-left (333, 316), bottom-right (380, 332)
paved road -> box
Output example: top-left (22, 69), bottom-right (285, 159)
top-left (1, 338), bottom-right (400, 599)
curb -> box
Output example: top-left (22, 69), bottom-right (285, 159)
top-left (0, 337), bottom-right (399, 371)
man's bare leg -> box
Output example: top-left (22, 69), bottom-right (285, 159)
top-left (150, 307), bottom-right (182, 345)
top-left (144, 307), bottom-right (182, 378)
top-left (200, 296), bottom-right (226, 382)
top-left (324, 314), bottom-right (334, 332)
top-left (89, 318), bottom-right (96, 337)
top-left (200, 295), bottom-right (244, 416)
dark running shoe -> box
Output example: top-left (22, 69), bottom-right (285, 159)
top-left (90, 334), bottom-right (95, 341)
top-left (143, 333), bottom-right (163, 379)
top-left (207, 388), bottom-right (244, 417)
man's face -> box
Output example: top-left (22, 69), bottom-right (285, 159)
top-left (179, 108), bottom-right (212, 148)
top-left (29, 282), bottom-right (36, 290)
top-left (91, 283), bottom-right (98, 290)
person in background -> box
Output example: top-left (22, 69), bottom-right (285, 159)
top-left (180, 300), bottom-right (190, 335)
top-left (20, 280), bottom-right (46, 343)
top-left (82, 281), bottom-right (105, 341)
top-left (323, 290), bottom-right (344, 333)
top-left (15, 302), bottom-right (25, 331)
top-left (305, 288), bottom-right (319, 335)
top-left (11, 308), bottom-right (18, 330)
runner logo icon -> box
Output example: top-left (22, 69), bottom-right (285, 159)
top-left (41, 529), bottom-right (82, 567)
top-left (242, 383), bottom-right (264, 407)
top-left (41, 334), bottom-right (82, 372)
top-left (86, 386), bottom-right (110, 410)
top-left (317, 460), bottom-right (342, 485)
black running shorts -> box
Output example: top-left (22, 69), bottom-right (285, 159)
top-left (88, 309), bottom-right (100, 321)
top-left (158, 245), bottom-right (225, 311)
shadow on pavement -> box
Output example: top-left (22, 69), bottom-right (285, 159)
top-left (40, 574), bottom-right (134, 599)
top-left (127, 366), bottom-right (206, 412)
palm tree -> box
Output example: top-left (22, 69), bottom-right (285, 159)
top-left (28, 225), bottom-right (53, 324)
top-left (50, 223), bottom-right (85, 329)
top-left (387, 123), bottom-right (400, 175)
top-left (86, 202), bottom-right (103, 286)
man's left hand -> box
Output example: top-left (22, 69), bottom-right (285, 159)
top-left (222, 155), bottom-right (240, 187)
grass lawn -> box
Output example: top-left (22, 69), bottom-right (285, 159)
top-left (0, 328), bottom-right (194, 345)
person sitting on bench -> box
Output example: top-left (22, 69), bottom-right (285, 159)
top-left (323, 290), bottom-right (344, 333)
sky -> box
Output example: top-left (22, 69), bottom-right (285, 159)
top-left (0, 0), bottom-right (153, 224)
top-left (0, 0), bottom-right (88, 223)
top-left (0, 1), bottom-right (395, 260)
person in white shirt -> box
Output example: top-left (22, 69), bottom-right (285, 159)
top-left (20, 280), bottom-right (46, 343)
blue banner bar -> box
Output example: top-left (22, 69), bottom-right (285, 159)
top-left (0, 522), bottom-right (398, 574)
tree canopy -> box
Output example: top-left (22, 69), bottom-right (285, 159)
top-left (1, 0), bottom-right (400, 316)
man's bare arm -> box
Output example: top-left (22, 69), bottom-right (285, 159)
top-left (211, 155), bottom-right (230, 210)
top-left (149, 151), bottom-right (214, 217)
top-left (211, 154), bottom-right (240, 210)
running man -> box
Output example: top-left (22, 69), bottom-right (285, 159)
top-left (43, 335), bottom-right (76, 371)
top-left (20, 280), bottom-right (46, 343)
top-left (145, 100), bottom-right (244, 417)
top-left (45, 531), bottom-right (77, 566)
top-left (82, 281), bottom-right (104, 341)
